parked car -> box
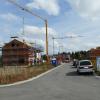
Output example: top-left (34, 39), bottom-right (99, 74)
top-left (77, 60), bottom-right (94, 74)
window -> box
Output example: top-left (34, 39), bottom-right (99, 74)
top-left (80, 61), bottom-right (91, 66)
top-left (12, 43), bottom-right (15, 47)
top-left (19, 58), bottom-right (25, 64)
top-left (11, 43), bottom-right (19, 47)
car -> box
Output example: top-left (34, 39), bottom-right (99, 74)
top-left (77, 60), bottom-right (94, 74)
top-left (63, 58), bottom-right (70, 63)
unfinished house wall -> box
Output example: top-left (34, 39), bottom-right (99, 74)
top-left (2, 39), bottom-right (34, 66)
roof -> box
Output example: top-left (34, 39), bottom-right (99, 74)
top-left (16, 38), bottom-right (32, 47)
top-left (3, 38), bottom-right (44, 52)
top-left (79, 60), bottom-right (91, 62)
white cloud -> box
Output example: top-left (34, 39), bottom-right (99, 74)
top-left (84, 43), bottom-right (96, 48)
top-left (18, 35), bottom-right (59, 54)
top-left (82, 42), bottom-right (100, 50)
top-left (19, 25), bottom-right (57, 36)
top-left (17, 25), bottom-right (58, 54)
top-left (19, 36), bottom-right (47, 53)
top-left (26, 0), bottom-right (60, 16)
top-left (66, 32), bottom-right (79, 37)
top-left (23, 37), bottom-right (45, 47)
top-left (0, 26), bottom-right (11, 34)
top-left (67, 0), bottom-right (100, 21)
top-left (0, 37), bottom-right (5, 46)
top-left (0, 13), bottom-right (19, 21)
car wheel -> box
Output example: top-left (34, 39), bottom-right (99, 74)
top-left (90, 72), bottom-right (94, 75)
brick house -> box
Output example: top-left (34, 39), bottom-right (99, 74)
top-left (2, 39), bottom-right (42, 66)
top-left (89, 47), bottom-right (100, 67)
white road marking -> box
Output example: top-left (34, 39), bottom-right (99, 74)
top-left (95, 76), bottom-right (100, 79)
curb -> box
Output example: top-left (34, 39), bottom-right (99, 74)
top-left (0, 64), bottom-right (63, 88)
top-left (93, 72), bottom-right (100, 79)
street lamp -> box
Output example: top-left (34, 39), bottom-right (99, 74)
top-left (6, 0), bottom-right (49, 63)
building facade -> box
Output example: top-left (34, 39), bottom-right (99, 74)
top-left (2, 39), bottom-right (42, 66)
top-left (89, 47), bottom-right (100, 67)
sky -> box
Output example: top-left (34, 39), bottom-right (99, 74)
top-left (0, 0), bottom-right (100, 54)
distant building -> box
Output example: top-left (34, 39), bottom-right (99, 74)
top-left (89, 47), bottom-right (100, 67)
top-left (2, 39), bottom-right (43, 66)
top-left (57, 52), bottom-right (71, 63)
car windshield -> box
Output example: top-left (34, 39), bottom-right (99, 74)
top-left (80, 61), bottom-right (91, 66)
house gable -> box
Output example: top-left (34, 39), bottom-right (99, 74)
top-left (3, 39), bottom-right (30, 49)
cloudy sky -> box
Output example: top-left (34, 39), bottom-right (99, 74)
top-left (0, 0), bottom-right (100, 54)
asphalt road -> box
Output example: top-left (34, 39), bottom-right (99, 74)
top-left (0, 63), bottom-right (100, 100)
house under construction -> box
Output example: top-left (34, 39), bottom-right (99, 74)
top-left (2, 39), bottom-right (43, 66)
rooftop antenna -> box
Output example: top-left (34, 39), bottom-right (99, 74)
top-left (21, 17), bottom-right (25, 42)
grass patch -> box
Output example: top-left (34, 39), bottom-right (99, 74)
top-left (0, 64), bottom-right (53, 85)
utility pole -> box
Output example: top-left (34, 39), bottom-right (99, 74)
top-left (52, 37), bottom-right (55, 56)
top-left (22, 17), bottom-right (25, 35)
top-left (45, 20), bottom-right (49, 58)
top-left (6, 0), bottom-right (49, 63)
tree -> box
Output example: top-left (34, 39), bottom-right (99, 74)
top-left (42, 55), bottom-right (47, 61)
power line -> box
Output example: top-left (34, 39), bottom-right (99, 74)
top-left (52, 35), bottom-right (84, 55)
top-left (52, 35), bottom-right (84, 39)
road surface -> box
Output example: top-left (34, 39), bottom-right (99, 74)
top-left (0, 63), bottom-right (100, 100)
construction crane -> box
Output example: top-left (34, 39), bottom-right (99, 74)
top-left (52, 35), bottom-right (84, 39)
top-left (52, 35), bottom-right (84, 55)
top-left (6, 0), bottom-right (49, 63)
